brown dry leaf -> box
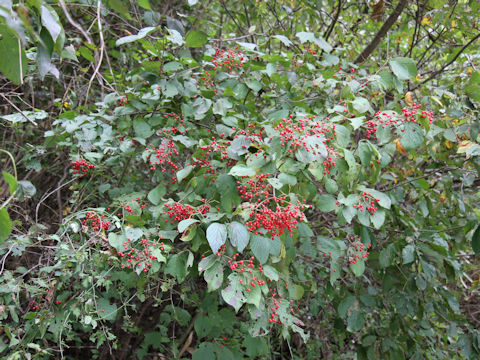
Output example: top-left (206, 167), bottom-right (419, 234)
top-left (371, 0), bottom-right (384, 21)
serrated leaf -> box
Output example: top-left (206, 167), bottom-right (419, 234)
top-left (206, 223), bottom-right (227, 253)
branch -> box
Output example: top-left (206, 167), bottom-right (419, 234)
top-left (84, 0), bottom-right (105, 104)
top-left (324, 0), bottom-right (342, 42)
top-left (415, 32), bottom-right (480, 88)
top-left (0, 93), bottom-right (37, 126)
top-left (354, 0), bottom-right (408, 64)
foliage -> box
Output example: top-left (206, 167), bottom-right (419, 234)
top-left (1, 0), bottom-right (480, 359)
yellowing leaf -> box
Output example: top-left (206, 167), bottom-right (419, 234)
top-left (394, 138), bottom-right (407, 155)
top-left (421, 17), bottom-right (431, 26)
top-left (431, 96), bottom-right (443, 107)
top-left (451, 20), bottom-right (457, 29)
top-left (405, 91), bottom-right (414, 106)
top-left (445, 140), bottom-right (454, 149)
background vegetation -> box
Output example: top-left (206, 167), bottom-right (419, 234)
top-left (1, 0), bottom-right (480, 359)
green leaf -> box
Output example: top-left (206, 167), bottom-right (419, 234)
top-left (465, 71), bottom-right (480, 102)
top-left (2, 171), bottom-right (17, 195)
top-left (388, 57), bottom-right (417, 80)
top-left (250, 235), bottom-right (270, 264)
top-left (400, 122), bottom-right (424, 150)
top-left (177, 165), bottom-right (194, 183)
top-left (204, 262), bottom-right (223, 291)
top-left (350, 247), bottom-right (366, 273)
top-left (370, 209), bottom-right (385, 229)
top-left (402, 244), bottom-right (415, 264)
top-left (228, 221), bottom-right (250, 252)
top-left (338, 296), bottom-right (356, 319)
top-left (41, 6), bottom-right (62, 42)
top-left (317, 194), bottom-right (336, 212)
top-left (347, 310), bottom-right (364, 332)
top-left (185, 30), bottom-right (208, 47)
top-left (229, 164), bottom-right (256, 177)
top-left (262, 265), bottom-right (280, 281)
top-left (147, 184), bottom-right (166, 205)
top-left (273, 34), bottom-right (292, 46)
top-left (116, 27), bottom-right (156, 46)
top-left (192, 342), bottom-right (216, 360)
top-left (97, 298), bottom-right (117, 322)
top-left (245, 282), bottom-right (261, 307)
top-left (0, 25), bottom-right (27, 84)
top-left (215, 174), bottom-right (240, 213)
top-left (222, 275), bottom-right (246, 312)
top-left (138, 0), bottom-right (152, 10)
top-left (178, 218), bottom-right (199, 233)
top-left (165, 253), bottom-right (188, 282)
top-left (352, 97), bottom-right (372, 114)
top-left (206, 223), bottom-right (227, 253)
top-left (471, 225), bottom-right (480, 254)
top-left (194, 316), bottom-right (213, 339)
top-left (296, 31), bottom-right (316, 43)
top-left (108, 0), bottom-right (131, 19)
top-left (245, 79), bottom-right (263, 93)
top-left (0, 208), bottom-right (12, 243)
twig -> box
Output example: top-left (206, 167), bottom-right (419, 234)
top-left (0, 93), bottom-right (37, 126)
top-left (36, 178), bottom-right (76, 223)
top-left (414, 32), bottom-right (480, 89)
top-left (324, 0), bottom-right (342, 41)
top-left (85, 0), bottom-right (105, 104)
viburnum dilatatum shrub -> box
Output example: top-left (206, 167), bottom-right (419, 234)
top-left (7, 10), bottom-right (474, 359)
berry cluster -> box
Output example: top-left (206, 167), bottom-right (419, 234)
top-left (199, 46), bottom-right (248, 95)
top-left (236, 174), bottom-right (310, 238)
top-left (118, 95), bottom-right (128, 105)
top-left (353, 192), bottom-right (380, 215)
top-left (72, 159), bottom-right (96, 176)
top-left (162, 201), bottom-right (210, 225)
top-left (365, 103), bottom-right (434, 140)
top-left (82, 211), bottom-right (110, 232)
top-left (347, 236), bottom-right (371, 265)
top-left (145, 139), bottom-right (179, 174)
top-left (118, 237), bottom-right (166, 273)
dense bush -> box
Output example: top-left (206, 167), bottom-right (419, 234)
top-left (1, 1), bottom-right (480, 359)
